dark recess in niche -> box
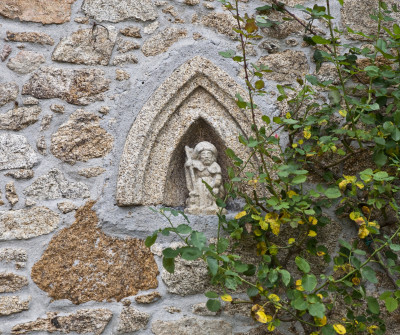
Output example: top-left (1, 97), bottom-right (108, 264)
top-left (163, 118), bottom-right (229, 208)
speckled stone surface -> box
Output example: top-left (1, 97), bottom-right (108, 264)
top-left (0, 134), bottom-right (38, 171)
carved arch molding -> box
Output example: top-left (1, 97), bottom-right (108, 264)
top-left (116, 56), bottom-right (259, 207)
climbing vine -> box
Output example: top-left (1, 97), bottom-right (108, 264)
top-left (147, 1), bottom-right (400, 334)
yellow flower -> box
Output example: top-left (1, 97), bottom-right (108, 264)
top-left (303, 130), bottom-right (312, 139)
top-left (308, 230), bottom-right (317, 237)
top-left (314, 315), bottom-right (327, 327)
top-left (317, 294), bottom-right (323, 300)
top-left (257, 241), bottom-right (267, 256)
top-left (292, 143), bottom-right (298, 148)
top-left (221, 294), bottom-right (232, 302)
top-left (248, 179), bottom-right (258, 187)
top-left (317, 251), bottom-right (326, 256)
top-left (269, 244), bottom-right (278, 255)
top-left (252, 304), bottom-right (272, 324)
top-left (286, 112), bottom-right (291, 119)
top-left (287, 190), bottom-right (297, 198)
top-left (298, 139), bottom-right (304, 145)
top-left (333, 324), bottom-right (347, 334)
top-left (339, 110), bottom-right (347, 117)
top-left (288, 238), bottom-right (295, 244)
top-left (356, 182), bottom-right (364, 189)
top-left (296, 279), bottom-right (304, 291)
top-left (367, 325), bottom-right (379, 334)
top-left (270, 220), bottom-right (281, 235)
top-left (267, 323), bottom-right (276, 331)
top-left (298, 220), bottom-right (304, 225)
top-left (235, 211), bottom-right (247, 220)
top-left (254, 229), bottom-right (263, 236)
top-left (358, 225), bottom-right (370, 239)
top-left (268, 294), bottom-right (280, 302)
top-left (352, 277), bottom-right (361, 285)
top-left (309, 216), bottom-right (318, 225)
top-left (339, 179), bottom-right (349, 190)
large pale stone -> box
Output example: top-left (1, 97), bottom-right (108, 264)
top-left (111, 54), bottom-right (138, 65)
top-left (0, 82), bottom-right (18, 107)
top-left (50, 110), bottom-right (114, 164)
top-left (0, 248), bottom-right (27, 268)
top-left (0, 134), bottom-right (38, 171)
top-left (31, 201), bottom-right (159, 304)
top-left (78, 167), bottom-right (106, 178)
top-left (0, 0), bottom-right (76, 24)
top-left (201, 13), bottom-right (238, 40)
top-left (151, 318), bottom-right (233, 335)
top-left (342, 0), bottom-right (400, 40)
top-left (5, 169), bottom-right (34, 180)
top-left (142, 27), bottom-right (187, 57)
top-left (0, 207), bottom-right (59, 240)
top-left (135, 291), bottom-right (161, 304)
top-left (257, 50), bottom-right (309, 83)
top-left (261, 11), bottom-right (307, 39)
top-left (52, 27), bottom-right (117, 66)
top-left (5, 181), bottom-right (19, 206)
top-left (0, 272), bottom-right (28, 292)
top-left (116, 38), bottom-right (140, 53)
top-left (116, 56), bottom-right (259, 207)
top-left (22, 67), bottom-right (110, 105)
top-left (162, 257), bottom-right (209, 296)
top-left (0, 106), bottom-right (41, 130)
top-left (24, 168), bottom-right (90, 204)
top-left (6, 31), bottom-right (54, 45)
top-left (82, 0), bottom-right (158, 22)
top-left (120, 26), bottom-right (141, 38)
top-left (11, 309), bottom-right (112, 335)
top-left (117, 306), bottom-right (150, 333)
top-left (7, 51), bottom-right (45, 74)
top-left (0, 296), bottom-right (30, 316)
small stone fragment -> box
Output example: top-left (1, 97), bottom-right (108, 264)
top-left (24, 168), bottom-right (90, 203)
top-left (0, 207), bottom-right (59, 240)
top-left (142, 27), bottom-right (187, 57)
top-left (0, 82), bottom-right (19, 107)
top-left (286, 38), bottom-right (299, 47)
top-left (117, 306), bottom-right (150, 333)
top-left (151, 318), bottom-right (233, 335)
top-left (0, 134), bottom-right (38, 171)
top-left (1, 44), bottom-right (12, 62)
top-left (257, 50), bottom-right (309, 84)
top-left (203, 3), bottom-right (215, 9)
top-left (192, 32), bottom-right (203, 40)
top-left (75, 16), bottom-right (90, 24)
top-left (5, 169), bottom-right (34, 180)
top-left (40, 114), bottom-right (53, 131)
top-left (120, 26), bottom-right (142, 38)
top-left (0, 248), bottom-right (27, 268)
top-left (258, 40), bottom-right (279, 54)
top-left (22, 67), bottom-right (110, 105)
top-left (50, 104), bottom-right (65, 114)
top-left (11, 309), bottom-right (113, 335)
top-left (201, 13), bottom-right (238, 40)
top-left (36, 136), bottom-right (47, 156)
top-left (82, 0), bottom-right (158, 23)
top-left (0, 190), bottom-right (4, 206)
top-left (144, 21), bottom-right (160, 34)
top-left (51, 110), bottom-right (114, 164)
top-left (0, 272), bottom-right (28, 292)
top-left (185, 0), bottom-right (200, 5)
top-left (0, 296), bottom-right (30, 316)
top-left (155, 0), bottom-right (167, 5)
top-left (192, 302), bottom-right (218, 316)
top-left (57, 202), bottom-right (77, 214)
top-left (23, 97), bottom-right (39, 105)
top-left (7, 51), bottom-right (45, 74)
top-left (164, 306), bottom-right (181, 314)
top-left (31, 201), bottom-right (159, 304)
top-left (112, 54), bottom-right (138, 65)
top-left (0, 0), bottom-right (76, 24)
top-left (135, 291), bottom-right (161, 304)
top-left (78, 167), bottom-right (106, 178)
top-left (52, 26), bottom-right (117, 66)
top-left (162, 5), bottom-right (184, 23)
top-left (6, 31), bottom-right (55, 45)
top-left (0, 106), bottom-right (41, 131)
top-left (116, 69), bottom-right (129, 80)
top-left (99, 106), bottom-right (110, 114)
top-left (6, 182), bottom-right (18, 207)
top-left (117, 38), bottom-right (141, 53)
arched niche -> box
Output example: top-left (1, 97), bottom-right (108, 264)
top-left (116, 56), bottom-right (260, 206)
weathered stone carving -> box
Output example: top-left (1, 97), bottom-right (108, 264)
top-left (184, 141), bottom-right (223, 215)
top-left (117, 56), bottom-right (259, 207)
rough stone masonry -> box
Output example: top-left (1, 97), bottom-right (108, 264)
top-left (1, 0), bottom-right (398, 334)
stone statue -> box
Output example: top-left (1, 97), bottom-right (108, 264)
top-left (184, 141), bottom-right (225, 215)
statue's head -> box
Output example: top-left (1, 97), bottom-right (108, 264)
top-left (194, 141), bottom-right (217, 166)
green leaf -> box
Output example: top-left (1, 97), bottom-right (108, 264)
top-left (311, 36), bottom-right (331, 44)
top-left (216, 198), bottom-right (226, 208)
top-left (219, 50), bottom-right (235, 58)
top-left (280, 269), bottom-right (291, 286)
top-left (295, 256), bottom-right (311, 273)
top-left (374, 137), bottom-right (386, 146)
top-left (292, 298), bottom-right (308, 310)
top-left (163, 257), bottom-right (175, 273)
top-left (145, 233), bottom-right (157, 247)
top-left (385, 297), bottom-right (398, 312)
top-left (292, 175), bottom-right (307, 184)
top-left (367, 296), bottom-right (380, 314)
top-left (339, 239), bottom-right (352, 250)
top-left (247, 286), bottom-right (259, 297)
top-left (191, 231), bottom-right (206, 249)
top-left (217, 238), bottom-right (229, 253)
top-left (392, 128), bottom-right (400, 141)
top-left (390, 244), bottom-right (400, 251)
top-left (206, 299), bottom-right (221, 312)
top-left (207, 257), bottom-right (219, 276)
top-left (325, 187), bottom-right (342, 199)
top-left (176, 224), bottom-right (192, 234)
top-left (321, 325), bottom-right (335, 335)
top-left (181, 247), bottom-right (202, 261)
top-left (205, 291), bottom-right (219, 298)
top-left (163, 247), bottom-right (180, 258)
top-left (361, 266), bottom-right (378, 284)
top-left (302, 274), bottom-right (317, 292)
top-left (373, 150), bottom-right (387, 167)
top-left (308, 302), bottom-right (325, 318)
top-left (255, 80), bottom-right (265, 89)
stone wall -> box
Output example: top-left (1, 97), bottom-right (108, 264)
top-left (0, 0), bottom-right (392, 334)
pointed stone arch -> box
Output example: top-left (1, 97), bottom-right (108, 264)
top-left (116, 56), bottom-right (259, 206)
